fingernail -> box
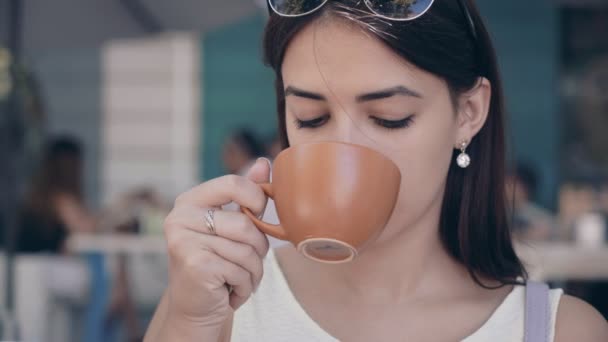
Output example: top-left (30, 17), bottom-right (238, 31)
top-left (257, 157), bottom-right (272, 169)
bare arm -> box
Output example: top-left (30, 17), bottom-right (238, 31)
top-left (555, 295), bottom-right (608, 342)
top-left (143, 291), bottom-right (169, 342)
top-left (55, 193), bottom-right (96, 233)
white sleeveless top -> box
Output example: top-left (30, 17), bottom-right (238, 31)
top-left (232, 249), bottom-right (563, 342)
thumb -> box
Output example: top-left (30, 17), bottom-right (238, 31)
top-left (244, 158), bottom-right (272, 218)
top-left (246, 157), bottom-right (271, 184)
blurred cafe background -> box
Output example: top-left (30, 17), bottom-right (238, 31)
top-left (0, 0), bottom-right (607, 341)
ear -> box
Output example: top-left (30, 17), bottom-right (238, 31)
top-left (455, 77), bottom-right (491, 148)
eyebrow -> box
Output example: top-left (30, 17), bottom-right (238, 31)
top-left (284, 85), bottom-right (422, 102)
top-left (284, 86), bottom-right (326, 100)
top-left (355, 86), bottom-right (422, 102)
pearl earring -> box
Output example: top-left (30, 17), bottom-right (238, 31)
top-left (456, 140), bottom-right (471, 168)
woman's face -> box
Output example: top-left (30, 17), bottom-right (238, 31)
top-left (281, 19), bottom-right (486, 241)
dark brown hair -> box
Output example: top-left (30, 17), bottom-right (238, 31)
top-left (25, 136), bottom-right (84, 224)
top-left (262, 0), bottom-right (526, 287)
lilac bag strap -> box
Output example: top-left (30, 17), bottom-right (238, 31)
top-left (524, 281), bottom-right (550, 342)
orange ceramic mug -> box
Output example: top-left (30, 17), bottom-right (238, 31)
top-left (242, 142), bottom-right (401, 263)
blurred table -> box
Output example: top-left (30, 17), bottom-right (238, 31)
top-left (68, 233), bottom-right (166, 255)
top-left (515, 242), bottom-right (608, 281)
top-left (68, 235), bottom-right (608, 281)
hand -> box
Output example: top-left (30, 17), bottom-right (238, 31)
top-left (162, 158), bottom-right (271, 328)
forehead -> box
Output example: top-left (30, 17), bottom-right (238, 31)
top-left (281, 18), bottom-right (441, 94)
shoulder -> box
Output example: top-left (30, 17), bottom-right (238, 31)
top-left (554, 294), bottom-right (608, 342)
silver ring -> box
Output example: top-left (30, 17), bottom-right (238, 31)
top-left (204, 209), bottom-right (217, 235)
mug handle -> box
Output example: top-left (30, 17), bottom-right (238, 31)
top-left (241, 183), bottom-right (288, 240)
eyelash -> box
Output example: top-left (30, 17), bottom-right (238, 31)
top-left (371, 116), bottom-right (415, 130)
top-left (294, 115), bottom-right (415, 130)
top-left (294, 115), bottom-right (330, 129)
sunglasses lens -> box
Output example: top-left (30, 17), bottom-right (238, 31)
top-left (268, 0), bottom-right (328, 16)
top-left (365, 0), bottom-right (434, 20)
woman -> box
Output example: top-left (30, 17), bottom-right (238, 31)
top-left (18, 137), bottom-right (153, 339)
top-left (145, 1), bottom-right (608, 341)
top-left (17, 136), bottom-right (95, 253)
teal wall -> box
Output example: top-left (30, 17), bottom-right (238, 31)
top-left (478, 2), bottom-right (559, 209)
top-left (201, 15), bottom-right (277, 180)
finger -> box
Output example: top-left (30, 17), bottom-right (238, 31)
top-left (165, 207), bottom-right (269, 257)
top-left (175, 173), bottom-right (269, 217)
top-left (165, 226), bottom-right (264, 293)
top-left (199, 233), bottom-right (264, 289)
top-left (213, 210), bottom-right (270, 257)
top-left (168, 239), bottom-right (254, 301)
top-left (198, 249), bottom-right (254, 307)
top-left (245, 157), bottom-right (271, 184)
top-left (244, 158), bottom-right (272, 217)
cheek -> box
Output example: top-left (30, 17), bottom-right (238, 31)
top-left (285, 124), bottom-right (297, 146)
top-left (392, 141), bottom-right (453, 209)
top-left (285, 120), bottom-right (326, 146)
top-left (382, 112), bottom-right (457, 232)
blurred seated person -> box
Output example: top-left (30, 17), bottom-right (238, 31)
top-left (103, 187), bottom-right (170, 341)
top-left (222, 128), bottom-right (265, 176)
top-left (17, 136), bottom-right (96, 253)
top-left (506, 162), bottom-right (556, 242)
top-left (15, 138), bottom-right (166, 339)
top-left (102, 187), bottom-right (168, 235)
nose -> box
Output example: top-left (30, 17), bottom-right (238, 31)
top-left (327, 110), bottom-right (370, 146)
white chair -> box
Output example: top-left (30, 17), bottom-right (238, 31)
top-left (0, 254), bottom-right (89, 342)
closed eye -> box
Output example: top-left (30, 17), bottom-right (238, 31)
top-left (371, 115), bottom-right (415, 130)
top-left (294, 114), bottom-right (330, 129)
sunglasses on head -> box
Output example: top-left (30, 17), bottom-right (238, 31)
top-left (266, 0), bottom-right (477, 40)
